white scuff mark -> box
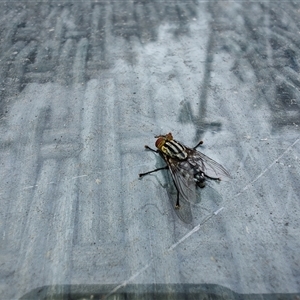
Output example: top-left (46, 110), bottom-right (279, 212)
top-left (246, 226), bottom-right (250, 234)
top-left (72, 174), bottom-right (88, 179)
top-left (168, 207), bottom-right (224, 252)
top-left (168, 224), bottom-right (201, 252)
top-left (214, 206), bottom-right (224, 215)
top-left (23, 182), bottom-right (56, 190)
top-left (23, 185), bottom-right (38, 190)
top-left (102, 262), bottom-right (151, 299)
top-left (234, 137), bottom-right (300, 197)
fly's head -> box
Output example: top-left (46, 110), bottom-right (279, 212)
top-left (155, 132), bottom-right (173, 151)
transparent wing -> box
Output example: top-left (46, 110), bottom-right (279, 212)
top-left (186, 148), bottom-right (231, 181)
top-left (165, 155), bottom-right (197, 204)
top-left (164, 170), bottom-right (193, 224)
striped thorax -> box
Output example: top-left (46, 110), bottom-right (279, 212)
top-left (155, 132), bottom-right (188, 160)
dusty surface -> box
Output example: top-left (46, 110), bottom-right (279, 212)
top-left (0, 1), bottom-right (299, 299)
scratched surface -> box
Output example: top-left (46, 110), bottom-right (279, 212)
top-left (0, 1), bottom-right (300, 299)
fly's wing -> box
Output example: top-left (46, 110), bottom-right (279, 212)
top-left (174, 198), bottom-right (193, 224)
top-left (164, 170), bottom-right (193, 224)
top-left (186, 148), bottom-right (231, 181)
top-left (164, 155), bottom-right (197, 204)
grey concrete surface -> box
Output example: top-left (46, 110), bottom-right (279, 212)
top-left (0, 1), bottom-right (299, 299)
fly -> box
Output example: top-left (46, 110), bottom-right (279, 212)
top-left (139, 132), bottom-right (231, 209)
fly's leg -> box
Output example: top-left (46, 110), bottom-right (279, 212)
top-left (139, 145), bottom-right (168, 177)
top-left (204, 174), bottom-right (221, 181)
top-left (144, 145), bottom-right (157, 152)
top-left (171, 179), bottom-right (180, 209)
top-left (196, 171), bottom-right (221, 183)
top-left (175, 190), bottom-right (180, 209)
top-left (139, 166), bottom-right (168, 178)
top-left (193, 140), bottom-right (203, 150)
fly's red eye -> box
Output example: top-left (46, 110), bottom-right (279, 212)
top-left (155, 137), bottom-right (165, 149)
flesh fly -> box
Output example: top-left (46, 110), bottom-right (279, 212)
top-left (139, 132), bottom-right (230, 210)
